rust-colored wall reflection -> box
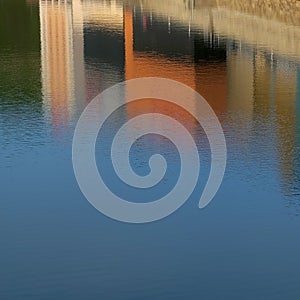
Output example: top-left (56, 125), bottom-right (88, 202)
top-left (124, 9), bottom-right (227, 139)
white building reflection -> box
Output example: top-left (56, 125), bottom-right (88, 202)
top-left (39, 0), bottom-right (85, 129)
top-left (39, 0), bottom-right (124, 128)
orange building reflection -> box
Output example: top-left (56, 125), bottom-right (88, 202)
top-left (124, 9), bottom-right (227, 136)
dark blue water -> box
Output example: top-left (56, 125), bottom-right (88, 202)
top-left (1, 0), bottom-right (300, 299)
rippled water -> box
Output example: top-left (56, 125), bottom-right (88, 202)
top-left (1, 0), bottom-right (300, 299)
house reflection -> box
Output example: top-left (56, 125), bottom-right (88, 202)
top-left (38, 0), bottom-right (300, 196)
top-left (124, 6), bottom-right (227, 139)
top-left (39, 0), bottom-right (86, 131)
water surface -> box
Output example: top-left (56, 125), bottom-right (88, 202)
top-left (1, 0), bottom-right (300, 299)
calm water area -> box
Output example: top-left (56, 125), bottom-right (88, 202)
top-left (1, 0), bottom-right (300, 299)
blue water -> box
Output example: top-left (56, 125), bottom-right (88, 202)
top-left (1, 0), bottom-right (300, 299)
